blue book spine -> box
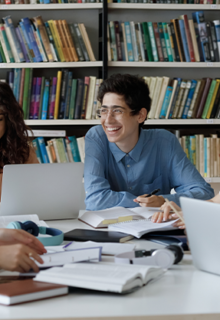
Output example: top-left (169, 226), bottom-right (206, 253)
top-left (159, 86), bottom-right (173, 119)
top-left (204, 138), bottom-right (207, 177)
top-left (15, 27), bottom-right (30, 63)
top-left (182, 80), bottom-right (197, 119)
top-left (16, 68), bottom-right (21, 102)
top-left (41, 79), bottom-right (50, 120)
top-left (32, 139), bottom-right (43, 163)
top-left (162, 22), bottom-right (173, 62)
top-left (37, 137), bottom-right (49, 163)
top-left (178, 19), bottom-right (190, 62)
top-left (13, 68), bottom-right (19, 102)
top-left (68, 136), bottom-right (81, 162)
top-left (158, 22), bottom-right (168, 61)
top-left (148, 22), bottom-right (159, 62)
top-left (2, 15), bottom-right (25, 62)
top-left (21, 17), bottom-right (42, 62)
top-left (168, 78), bottom-right (182, 119)
top-left (19, 21), bottom-right (36, 63)
top-left (193, 11), bottom-right (210, 62)
top-left (124, 21), bottom-right (134, 61)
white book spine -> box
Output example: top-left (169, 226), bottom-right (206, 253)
top-left (86, 76), bottom-right (96, 120)
top-left (154, 77), bottom-right (170, 119)
top-left (130, 21), bottom-right (139, 62)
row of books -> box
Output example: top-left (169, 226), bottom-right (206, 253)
top-left (2, 0), bottom-right (101, 3)
top-left (7, 68), bottom-right (103, 120)
top-left (109, 0), bottom-right (219, 3)
top-left (0, 15), bottom-right (96, 63)
top-left (147, 77), bottom-right (220, 119)
top-left (108, 12), bottom-right (220, 62)
top-left (32, 136), bottom-right (85, 164)
top-left (180, 134), bottom-right (220, 178)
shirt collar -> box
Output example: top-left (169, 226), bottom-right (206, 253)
top-left (109, 128), bottom-right (145, 163)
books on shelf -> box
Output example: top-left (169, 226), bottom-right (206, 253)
top-left (0, 15), bottom-right (96, 63)
top-left (4, 68), bottom-right (102, 120)
top-left (0, 279), bottom-right (68, 306)
top-left (32, 135), bottom-right (83, 163)
top-left (1, 0), bottom-right (102, 4)
top-left (107, 12), bottom-right (220, 63)
top-left (179, 133), bottom-right (220, 178)
top-left (79, 206), bottom-right (162, 228)
top-left (34, 262), bottom-right (164, 294)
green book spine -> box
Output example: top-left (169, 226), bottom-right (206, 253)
top-left (142, 22), bottom-right (153, 61)
top-left (0, 25), bottom-right (15, 62)
top-left (69, 79), bottom-right (77, 119)
top-left (38, 77), bottom-right (45, 119)
top-left (147, 22), bottom-right (158, 62)
top-left (162, 22), bottom-right (173, 62)
top-left (0, 40), bottom-right (6, 63)
top-left (202, 80), bottom-right (217, 119)
top-left (22, 68), bottom-right (30, 119)
top-left (109, 21), bottom-right (118, 61)
top-left (27, 68), bottom-right (33, 119)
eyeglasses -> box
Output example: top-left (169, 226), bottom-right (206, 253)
top-left (96, 107), bottom-right (135, 119)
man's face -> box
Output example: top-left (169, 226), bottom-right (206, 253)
top-left (0, 113), bottom-right (6, 139)
top-left (100, 93), bottom-right (146, 150)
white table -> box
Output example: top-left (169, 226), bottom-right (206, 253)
top-left (0, 218), bottom-right (219, 320)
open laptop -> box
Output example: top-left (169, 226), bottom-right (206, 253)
top-left (180, 196), bottom-right (220, 276)
top-left (0, 163), bottom-right (85, 220)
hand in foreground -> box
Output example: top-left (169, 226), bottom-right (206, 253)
top-left (134, 194), bottom-right (165, 207)
top-left (151, 201), bottom-right (186, 229)
top-left (0, 244), bottom-right (44, 273)
top-left (0, 229), bottom-right (47, 255)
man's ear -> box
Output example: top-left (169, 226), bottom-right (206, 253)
top-left (138, 108), bottom-right (147, 123)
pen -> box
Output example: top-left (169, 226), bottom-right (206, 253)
top-left (62, 242), bottom-right (73, 250)
top-left (164, 198), bottom-right (185, 223)
top-left (145, 188), bottom-right (161, 198)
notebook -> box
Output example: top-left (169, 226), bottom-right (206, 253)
top-left (108, 219), bottom-right (178, 238)
top-left (0, 163), bottom-right (84, 220)
top-left (34, 262), bottom-right (164, 294)
top-left (180, 197), bottom-right (220, 276)
top-left (0, 279), bottom-right (68, 305)
top-left (79, 206), bottom-right (161, 228)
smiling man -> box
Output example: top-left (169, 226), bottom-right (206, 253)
top-left (84, 74), bottom-right (214, 210)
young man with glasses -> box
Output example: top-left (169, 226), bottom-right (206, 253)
top-left (84, 74), bottom-right (214, 210)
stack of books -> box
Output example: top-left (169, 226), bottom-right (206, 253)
top-left (179, 134), bottom-right (220, 178)
top-left (145, 76), bottom-right (220, 120)
top-left (0, 15), bottom-right (96, 63)
top-left (108, 12), bottom-right (220, 62)
top-left (33, 135), bottom-right (85, 163)
top-left (6, 68), bottom-right (102, 120)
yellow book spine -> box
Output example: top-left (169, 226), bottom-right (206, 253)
top-left (48, 20), bottom-right (65, 62)
top-left (206, 79), bottom-right (220, 119)
top-left (54, 71), bottom-right (62, 120)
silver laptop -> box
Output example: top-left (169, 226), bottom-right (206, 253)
top-left (1, 163), bottom-right (85, 220)
top-left (180, 196), bottom-right (220, 276)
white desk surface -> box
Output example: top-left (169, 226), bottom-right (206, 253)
top-left (0, 218), bottom-right (220, 320)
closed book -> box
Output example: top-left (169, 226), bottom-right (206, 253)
top-left (41, 79), bottom-right (50, 120)
top-left (211, 83), bottom-right (220, 118)
top-left (33, 77), bottom-right (42, 119)
top-left (64, 72), bottom-right (72, 119)
top-left (118, 22), bottom-right (126, 61)
top-left (61, 20), bottom-right (78, 62)
top-left (178, 19), bottom-right (190, 62)
top-left (142, 22), bottom-right (153, 61)
top-left (30, 18), bottom-right (48, 62)
top-left (56, 138), bottom-right (68, 163)
top-left (202, 79), bottom-right (217, 119)
top-left (191, 79), bottom-right (206, 118)
top-left (213, 20), bottom-right (220, 61)
top-left (161, 22), bottom-right (173, 62)
top-left (147, 77), bottom-right (163, 119)
top-left (147, 22), bottom-right (158, 62)
top-left (172, 79), bottom-right (187, 119)
top-left (53, 70), bottom-right (62, 119)
top-left (78, 23), bottom-right (96, 61)
top-left (64, 228), bottom-right (133, 243)
top-left (158, 22), bottom-right (168, 61)
top-left (195, 77), bottom-right (212, 118)
top-left (180, 14), bottom-right (195, 62)
top-left (130, 21), bottom-right (140, 62)
top-left (124, 21), bottom-right (134, 61)
top-left (68, 136), bottom-right (81, 162)
top-left (206, 21), bottom-right (215, 62)
top-left (0, 23), bottom-right (14, 62)
top-left (38, 76), bottom-right (45, 119)
top-left (167, 23), bottom-right (176, 61)
top-left (69, 79), bottom-right (78, 119)
top-left (26, 68), bottom-right (33, 119)
top-left (182, 79), bottom-right (197, 119)
top-left (76, 136), bottom-right (85, 163)
top-left (85, 76), bottom-right (96, 120)
top-left (18, 24), bottom-right (34, 62)
top-left (81, 76), bottom-right (90, 119)
top-left (177, 80), bottom-right (191, 118)
top-left (114, 21), bottom-right (123, 61)
top-left (48, 20), bottom-right (65, 62)
top-left (48, 77), bottom-right (57, 119)
top-left (91, 78), bottom-right (102, 119)
top-left (44, 21), bottom-right (59, 61)
top-left (19, 68), bottom-right (25, 107)
top-left (109, 21), bottom-right (117, 61)
top-left (15, 26), bottom-right (30, 62)
top-left (206, 80), bottom-right (220, 118)
top-left (73, 23), bottom-right (89, 61)
top-left (58, 70), bottom-right (68, 119)
top-left (57, 20), bottom-right (73, 62)
top-left (153, 22), bottom-right (163, 61)
top-left (192, 14), bottom-right (205, 62)
top-left (167, 78), bottom-right (182, 119)
top-left (187, 80), bottom-right (201, 118)
top-left (69, 23), bottom-right (85, 61)
top-left (74, 78), bottom-right (84, 119)
top-left (210, 21), bottom-right (219, 62)
top-left (37, 137), bottom-right (50, 163)
top-left (154, 76), bottom-right (170, 119)
top-left (32, 138), bottom-right (43, 163)
top-left (137, 22), bottom-right (145, 61)
top-left (165, 79), bottom-right (178, 119)
top-left (121, 22), bottom-right (128, 61)
top-left (188, 19), bottom-right (200, 62)
top-left (171, 19), bottom-right (185, 62)
top-left (159, 80), bottom-right (173, 119)
top-left (0, 279), bottom-right (68, 306)
top-left (54, 20), bottom-right (70, 62)
top-left (22, 68), bottom-right (30, 119)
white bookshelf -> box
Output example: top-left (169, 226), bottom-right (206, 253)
top-left (0, 62), bottom-right (103, 68)
top-left (108, 61), bottom-right (219, 67)
top-left (0, 3), bottom-right (102, 9)
top-left (108, 3), bottom-right (220, 9)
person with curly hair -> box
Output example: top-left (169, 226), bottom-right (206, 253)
top-left (0, 81), bottom-right (39, 200)
top-left (84, 73), bottom-right (214, 211)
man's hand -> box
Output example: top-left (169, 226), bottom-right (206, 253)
top-left (0, 229), bottom-right (47, 255)
top-left (151, 201), bottom-right (186, 229)
top-left (0, 244), bottom-right (44, 273)
top-left (134, 194), bottom-right (165, 207)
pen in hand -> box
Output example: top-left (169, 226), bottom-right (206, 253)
top-left (145, 188), bottom-right (161, 198)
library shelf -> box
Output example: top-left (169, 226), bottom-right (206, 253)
top-left (0, 62), bottom-right (103, 68)
top-left (108, 62), bottom-right (220, 67)
top-left (108, 3), bottom-right (220, 10)
top-left (0, 3), bottom-right (102, 10)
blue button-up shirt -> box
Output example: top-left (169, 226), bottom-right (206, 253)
top-left (84, 126), bottom-right (214, 210)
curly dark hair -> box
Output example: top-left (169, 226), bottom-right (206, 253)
top-left (97, 74), bottom-right (151, 127)
top-left (0, 82), bottom-right (31, 168)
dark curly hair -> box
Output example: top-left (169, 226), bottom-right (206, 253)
top-left (97, 74), bottom-right (151, 127)
top-left (0, 82), bottom-right (31, 168)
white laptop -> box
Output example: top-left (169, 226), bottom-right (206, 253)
top-left (180, 196), bottom-right (220, 276)
top-left (0, 163), bottom-right (85, 220)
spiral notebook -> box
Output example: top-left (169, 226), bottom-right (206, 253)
top-left (108, 219), bottom-right (178, 238)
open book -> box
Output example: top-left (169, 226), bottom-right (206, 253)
top-left (34, 262), bottom-right (164, 294)
top-left (108, 219), bottom-right (177, 238)
top-left (79, 206), bottom-right (161, 228)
